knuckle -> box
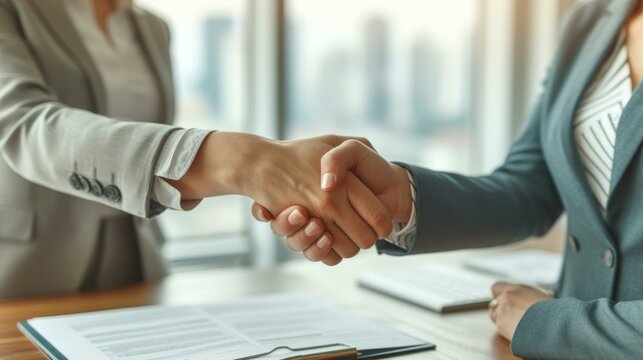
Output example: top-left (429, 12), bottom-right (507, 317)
top-left (285, 236), bottom-right (308, 252)
top-left (370, 209), bottom-right (393, 238)
top-left (323, 151), bottom-right (340, 165)
top-left (344, 139), bottom-right (362, 149)
top-left (304, 249), bottom-right (322, 262)
top-left (517, 285), bottom-right (530, 292)
top-left (505, 288), bottom-right (517, 295)
top-left (492, 282), bottom-right (504, 293)
top-left (342, 246), bottom-right (360, 259)
top-left (326, 134), bottom-right (342, 145)
top-left (355, 232), bottom-right (377, 249)
top-left (358, 137), bottom-right (373, 148)
top-left (270, 222), bottom-right (282, 236)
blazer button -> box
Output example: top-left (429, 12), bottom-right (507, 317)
top-left (89, 179), bottom-right (104, 197)
top-left (103, 185), bottom-right (122, 203)
top-left (603, 249), bottom-right (615, 268)
top-left (69, 173), bottom-right (90, 192)
top-left (568, 236), bottom-right (580, 253)
top-left (79, 176), bottom-right (91, 192)
top-left (69, 173), bottom-right (83, 191)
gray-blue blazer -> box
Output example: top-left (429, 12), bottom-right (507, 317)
top-left (380, 0), bottom-right (643, 358)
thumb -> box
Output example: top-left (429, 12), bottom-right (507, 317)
top-left (320, 139), bottom-right (394, 194)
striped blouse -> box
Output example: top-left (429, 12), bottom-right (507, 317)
top-left (573, 33), bottom-right (632, 211)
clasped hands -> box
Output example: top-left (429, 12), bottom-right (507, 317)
top-left (249, 135), bottom-right (412, 266)
top-left (169, 131), bottom-right (411, 265)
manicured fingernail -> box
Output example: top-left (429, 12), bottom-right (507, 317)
top-left (317, 235), bottom-right (330, 248)
top-left (256, 209), bottom-right (268, 222)
top-left (288, 209), bottom-right (305, 226)
top-left (321, 173), bottom-right (336, 190)
top-left (305, 222), bottom-right (320, 237)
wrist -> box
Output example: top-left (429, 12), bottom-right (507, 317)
top-left (168, 132), bottom-right (268, 199)
top-left (391, 164), bottom-right (413, 223)
top-left (209, 132), bottom-right (272, 196)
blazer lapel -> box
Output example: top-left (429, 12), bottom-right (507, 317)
top-left (549, 0), bottom-right (634, 240)
top-left (609, 77), bottom-right (643, 200)
top-left (27, 0), bottom-right (107, 114)
top-left (131, 9), bottom-right (175, 125)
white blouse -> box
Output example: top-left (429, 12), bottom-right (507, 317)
top-left (573, 33), bottom-right (633, 211)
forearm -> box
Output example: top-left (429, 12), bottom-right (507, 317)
top-left (512, 297), bottom-right (643, 359)
top-left (164, 131), bottom-right (271, 201)
top-left (0, 101), bottom-right (176, 218)
top-left (401, 164), bottom-right (562, 254)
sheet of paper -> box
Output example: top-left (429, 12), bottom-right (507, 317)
top-left (25, 293), bottom-right (426, 360)
top-left (465, 250), bottom-right (562, 287)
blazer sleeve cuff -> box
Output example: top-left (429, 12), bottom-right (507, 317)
top-left (120, 122), bottom-right (179, 219)
top-left (510, 298), bottom-right (560, 359)
top-left (375, 239), bottom-right (411, 256)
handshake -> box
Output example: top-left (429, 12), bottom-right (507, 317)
top-left (247, 134), bottom-right (413, 266)
top-left (169, 132), bottom-right (413, 266)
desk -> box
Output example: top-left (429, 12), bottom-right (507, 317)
top-left (0, 241), bottom-right (562, 360)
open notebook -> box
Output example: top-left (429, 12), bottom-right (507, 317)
top-left (19, 293), bottom-right (434, 360)
top-left (359, 250), bottom-right (561, 313)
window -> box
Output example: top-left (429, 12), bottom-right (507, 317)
top-left (286, 0), bottom-right (479, 173)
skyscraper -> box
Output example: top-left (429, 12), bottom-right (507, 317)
top-left (202, 17), bottom-right (233, 117)
top-left (286, 19), bottom-right (303, 125)
top-left (364, 17), bottom-right (390, 124)
top-left (318, 50), bottom-right (352, 124)
top-left (410, 38), bottom-right (442, 131)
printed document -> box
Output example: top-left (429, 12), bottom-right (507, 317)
top-left (21, 293), bottom-right (429, 360)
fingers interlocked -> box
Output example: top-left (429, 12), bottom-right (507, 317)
top-left (250, 136), bottom-right (394, 266)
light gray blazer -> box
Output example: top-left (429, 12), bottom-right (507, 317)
top-left (0, 1), bottom-right (177, 298)
top-left (379, 0), bottom-right (643, 358)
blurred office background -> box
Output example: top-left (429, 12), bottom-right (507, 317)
top-left (136, 0), bottom-right (575, 271)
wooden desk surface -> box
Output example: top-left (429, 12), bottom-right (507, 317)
top-left (0, 239), bottom-right (563, 360)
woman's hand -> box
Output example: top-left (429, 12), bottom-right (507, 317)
top-left (319, 139), bottom-right (412, 223)
top-left (247, 136), bottom-right (393, 260)
top-left (488, 282), bottom-right (552, 341)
